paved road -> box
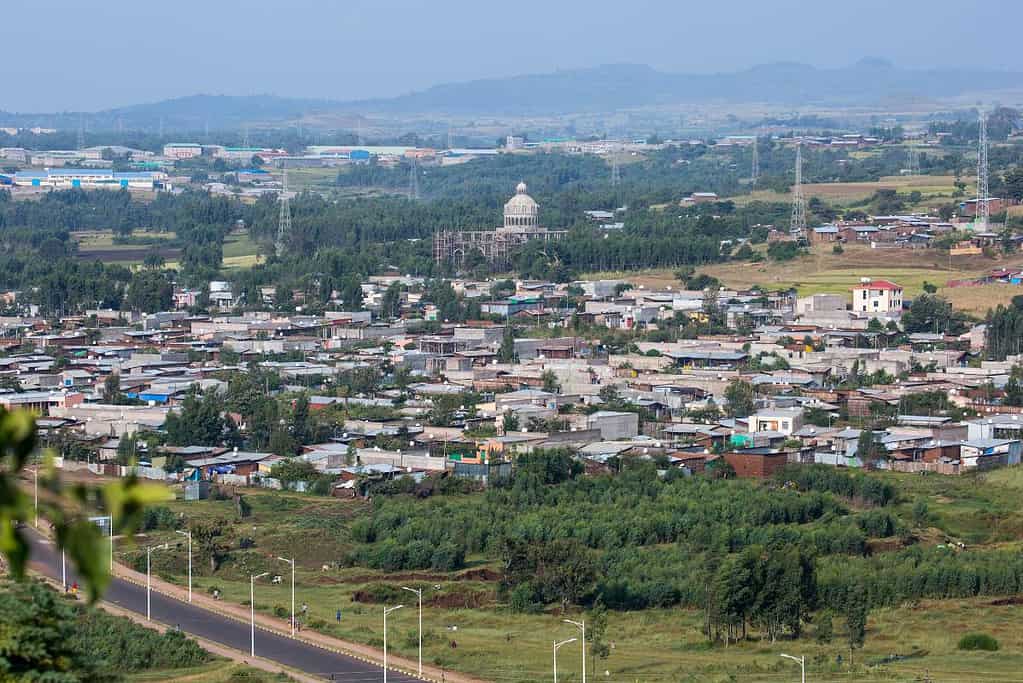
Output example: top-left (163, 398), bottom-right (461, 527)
top-left (26, 528), bottom-right (423, 682)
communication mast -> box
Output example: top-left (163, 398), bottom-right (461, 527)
top-left (409, 154), bottom-right (420, 200)
top-left (751, 137), bottom-right (760, 188)
top-left (976, 109), bottom-right (990, 229)
top-left (276, 170), bottom-right (291, 257)
top-left (790, 141), bottom-right (807, 238)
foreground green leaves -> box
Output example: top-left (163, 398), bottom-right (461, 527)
top-left (0, 407), bottom-right (167, 602)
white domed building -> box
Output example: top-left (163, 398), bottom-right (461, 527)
top-left (433, 181), bottom-right (566, 267)
top-left (499, 182), bottom-right (541, 233)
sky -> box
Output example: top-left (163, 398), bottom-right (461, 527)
top-left (3, 0), bottom-right (1022, 112)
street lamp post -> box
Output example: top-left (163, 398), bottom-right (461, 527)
top-left (382, 604), bottom-right (403, 683)
top-left (553, 637), bottom-right (577, 683)
top-left (250, 572), bottom-right (269, 657)
top-left (89, 515), bottom-right (113, 574)
top-left (277, 557), bottom-right (295, 637)
top-left (146, 543), bottom-right (168, 621)
top-left (176, 530), bottom-right (192, 602)
top-left (33, 465), bottom-right (38, 528)
top-left (564, 618), bottom-right (586, 683)
top-left (401, 586), bottom-right (425, 677)
top-left (780, 653), bottom-right (806, 683)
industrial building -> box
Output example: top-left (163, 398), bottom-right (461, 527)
top-left (163, 143), bottom-right (203, 159)
top-left (13, 169), bottom-right (167, 190)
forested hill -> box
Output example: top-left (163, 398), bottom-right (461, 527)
top-left (5, 60), bottom-right (1023, 129)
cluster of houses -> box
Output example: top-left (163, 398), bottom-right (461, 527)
top-left (2, 270), bottom-right (1022, 495)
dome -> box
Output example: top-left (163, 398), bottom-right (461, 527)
top-left (503, 181), bottom-right (539, 229)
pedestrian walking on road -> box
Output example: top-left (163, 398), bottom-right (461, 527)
top-left (335, 608), bottom-right (342, 623)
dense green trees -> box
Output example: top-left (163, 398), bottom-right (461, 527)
top-left (724, 379), bottom-right (755, 418)
top-left (0, 581), bottom-right (210, 681)
top-left (164, 390), bottom-right (241, 447)
top-left (901, 294), bottom-right (968, 335)
top-left (985, 297), bottom-right (1023, 360)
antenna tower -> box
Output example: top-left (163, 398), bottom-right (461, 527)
top-left (77, 116), bottom-right (85, 150)
top-left (409, 155), bottom-right (420, 200)
top-left (751, 137), bottom-right (760, 188)
top-left (276, 170), bottom-right (291, 257)
top-left (790, 141), bottom-right (807, 237)
top-left (977, 109), bottom-right (990, 229)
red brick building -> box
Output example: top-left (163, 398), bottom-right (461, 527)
top-left (724, 448), bottom-right (792, 478)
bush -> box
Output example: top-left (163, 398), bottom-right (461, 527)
top-left (71, 609), bottom-right (210, 671)
top-left (508, 582), bottom-right (542, 614)
top-left (832, 243), bottom-right (844, 254)
top-left (141, 505), bottom-right (180, 531)
top-left (430, 542), bottom-right (465, 571)
top-left (958, 633), bottom-right (999, 651)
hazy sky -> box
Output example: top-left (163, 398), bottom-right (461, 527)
top-left (3, 0), bottom-right (1021, 111)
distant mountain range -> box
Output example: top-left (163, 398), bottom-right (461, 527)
top-left (3, 59), bottom-right (1021, 132)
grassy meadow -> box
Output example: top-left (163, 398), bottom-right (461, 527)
top-left (109, 465), bottom-right (1023, 683)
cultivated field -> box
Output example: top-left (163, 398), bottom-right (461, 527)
top-left (73, 228), bottom-right (262, 270)
top-left (586, 243), bottom-right (1017, 315)
top-left (739, 174), bottom-right (965, 210)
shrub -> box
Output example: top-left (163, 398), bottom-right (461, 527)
top-left (141, 505), bottom-right (180, 531)
top-left (958, 633), bottom-right (999, 651)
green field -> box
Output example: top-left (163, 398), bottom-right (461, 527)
top-left (128, 661), bottom-right (291, 682)
top-left (73, 228), bottom-right (262, 270)
top-left (114, 464), bottom-right (1023, 683)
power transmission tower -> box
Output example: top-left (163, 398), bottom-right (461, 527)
top-left (77, 116), bottom-right (85, 150)
top-left (409, 155), bottom-right (420, 200)
top-left (750, 137), bottom-right (760, 189)
top-left (610, 144), bottom-right (621, 188)
top-left (275, 169), bottom-right (291, 258)
top-left (242, 123), bottom-right (250, 148)
top-left (790, 141), bottom-right (807, 238)
top-left (907, 145), bottom-right (921, 175)
top-left (204, 119), bottom-right (209, 141)
top-left (158, 116), bottom-right (164, 139)
top-left (977, 108), bottom-right (990, 229)
top-left (447, 125), bottom-right (453, 150)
